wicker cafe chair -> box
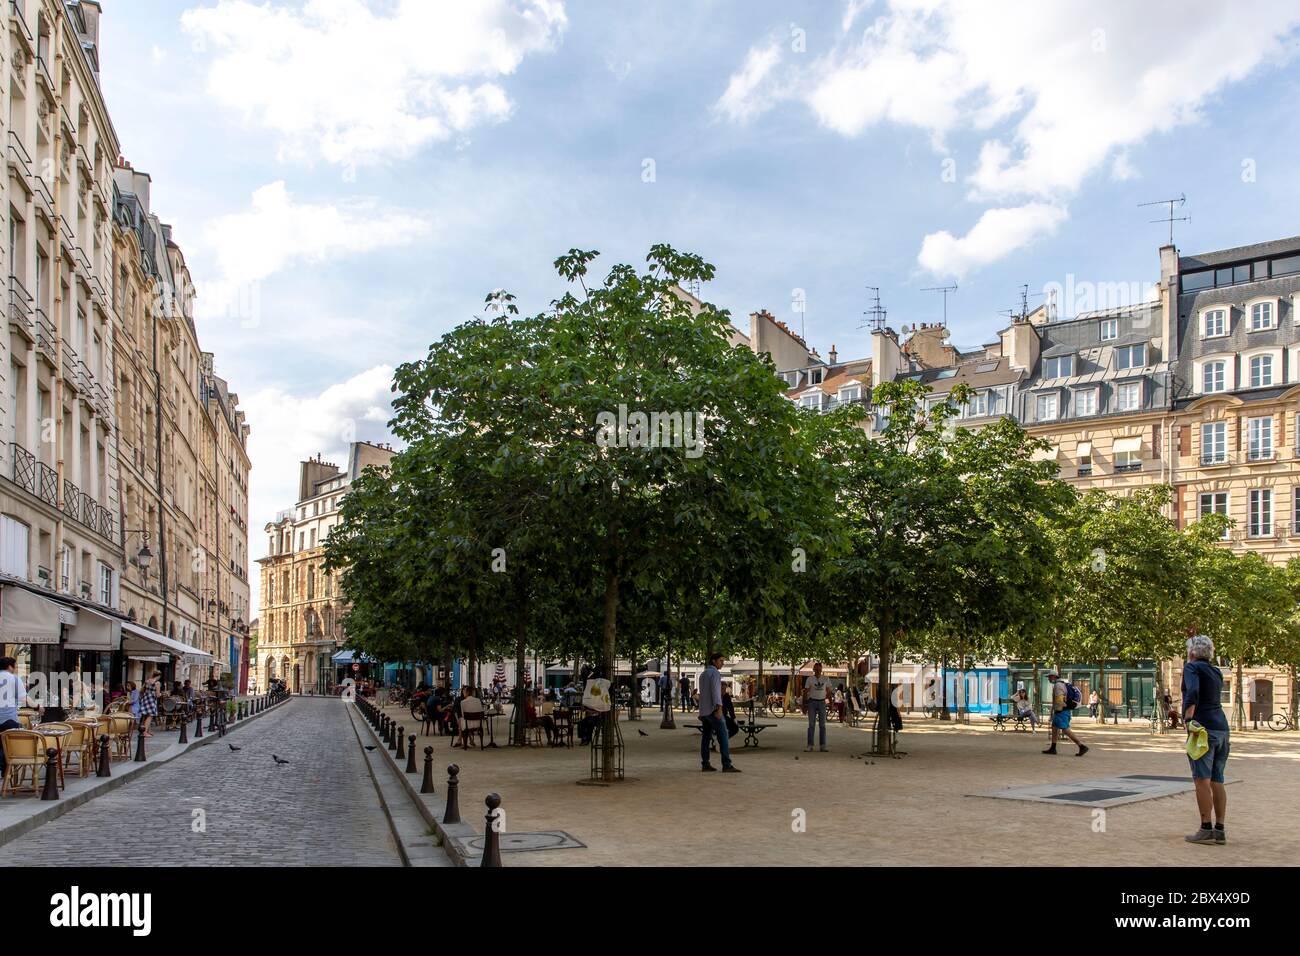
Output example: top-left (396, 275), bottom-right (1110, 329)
top-left (105, 714), bottom-right (137, 759)
top-left (33, 723), bottom-right (72, 787)
top-left (159, 697), bottom-right (183, 730)
top-left (106, 696), bottom-right (130, 714)
top-left (1, 730), bottom-right (48, 796)
top-left (64, 720), bottom-right (100, 777)
top-left (459, 697), bottom-right (486, 750)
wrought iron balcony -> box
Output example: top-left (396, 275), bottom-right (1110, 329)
top-left (1246, 448), bottom-right (1277, 463)
top-left (8, 275), bottom-right (34, 341)
top-left (6, 131), bottom-right (32, 176)
top-left (1199, 452), bottom-right (1230, 467)
top-left (1114, 462), bottom-right (1143, 473)
top-left (9, 441), bottom-right (35, 495)
top-left (34, 307), bottom-right (55, 356)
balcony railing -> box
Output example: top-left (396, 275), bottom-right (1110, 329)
top-left (1246, 448), bottom-right (1277, 463)
top-left (9, 1), bottom-right (34, 50)
top-left (1233, 524), bottom-right (1290, 544)
top-left (36, 460), bottom-right (57, 506)
top-left (1114, 462), bottom-right (1143, 473)
top-left (7, 130), bottom-right (32, 175)
top-left (9, 441), bottom-right (35, 495)
top-left (34, 307), bottom-right (55, 356)
top-left (8, 275), bottom-right (34, 341)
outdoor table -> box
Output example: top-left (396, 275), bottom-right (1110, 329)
top-left (482, 710), bottom-right (503, 748)
top-left (739, 722), bottom-right (775, 748)
top-left (33, 726), bottom-right (71, 789)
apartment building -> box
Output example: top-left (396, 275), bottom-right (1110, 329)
top-left (257, 442), bottom-right (394, 694)
top-left (0, 2), bottom-right (249, 698)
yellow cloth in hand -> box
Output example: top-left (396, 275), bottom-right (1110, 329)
top-left (1185, 720), bottom-right (1209, 760)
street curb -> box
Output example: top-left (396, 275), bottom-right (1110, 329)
top-left (0, 695), bottom-right (293, 849)
top-left (352, 706), bottom-right (478, 866)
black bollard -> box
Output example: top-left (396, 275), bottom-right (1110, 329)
top-left (178, 714), bottom-right (189, 744)
top-left (194, 708), bottom-right (204, 739)
top-left (396, 726), bottom-right (406, 760)
top-left (444, 764), bottom-right (461, 824)
top-left (481, 793), bottom-right (503, 867)
top-left (405, 735), bottom-right (417, 773)
top-left (40, 748), bottom-right (61, 801)
top-left (387, 719), bottom-right (397, 751)
top-left (208, 705), bottom-right (217, 733)
top-left (134, 725), bottom-right (147, 762)
top-left (420, 747), bottom-right (435, 794)
top-left (96, 734), bottom-right (112, 777)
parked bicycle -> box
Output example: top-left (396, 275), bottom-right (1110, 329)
top-left (1268, 711), bottom-right (1297, 731)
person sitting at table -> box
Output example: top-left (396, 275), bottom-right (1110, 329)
top-left (523, 693), bottom-right (560, 745)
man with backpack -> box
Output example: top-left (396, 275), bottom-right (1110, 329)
top-left (1042, 671), bottom-right (1089, 756)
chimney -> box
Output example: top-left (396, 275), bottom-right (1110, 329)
top-left (828, 344), bottom-right (838, 365)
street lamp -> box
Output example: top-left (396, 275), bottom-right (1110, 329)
top-left (124, 530), bottom-right (154, 573)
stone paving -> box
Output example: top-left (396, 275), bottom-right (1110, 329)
top-left (373, 698), bottom-right (1300, 866)
top-left (0, 698), bottom-right (401, 867)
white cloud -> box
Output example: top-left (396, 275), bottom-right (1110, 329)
top-left (917, 203), bottom-right (1068, 280)
top-left (181, 0), bottom-right (567, 166)
top-left (713, 39), bottom-right (784, 123)
top-left (719, 0), bottom-right (1300, 273)
top-left (203, 180), bottom-right (429, 287)
top-left (243, 365), bottom-right (399, 617)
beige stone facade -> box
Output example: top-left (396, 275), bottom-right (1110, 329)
top-left (257, 443), bottom-right (394, 694)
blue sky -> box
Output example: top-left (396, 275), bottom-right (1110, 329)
top-left (95, 1), bottom-right (1300, 616)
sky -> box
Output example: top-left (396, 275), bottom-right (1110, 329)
top-left (95, 0), bottom-right (1300, 619)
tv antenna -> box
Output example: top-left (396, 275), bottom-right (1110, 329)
top-left (1139, 194), bottom-right (1189, 246)
top-left (862, 285), bottom-right (887, 332)
top-left (920, 283), bottom-right (958, 325)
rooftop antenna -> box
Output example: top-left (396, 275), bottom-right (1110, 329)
top-left (862, 285), bottom-right (887, 332)
top-left (920, 283), bottom-right (958, 325)
top-left (1139, 194), bottom-right (1189, 246)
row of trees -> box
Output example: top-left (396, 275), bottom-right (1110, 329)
top-left (325, 247), bottom-right (1300, 776)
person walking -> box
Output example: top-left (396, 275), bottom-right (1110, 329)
top-left (1042, 671), bottom-right (1088, 756)
top-left (803, 661), bottom-right (831, 752)
top-left (1088, 690), bottom-right (1100, 719)
top-left (1182, 634), bottom-right (1229, 845)
top-left (698, 652), bottom-right (738, 773)
top-left (139, 672), bottom-right (160, 736)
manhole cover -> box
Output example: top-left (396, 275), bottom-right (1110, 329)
top-left (1042, 789), bottom-right (1138, 803)
top-left (456, 830), bottom-right (586, 854)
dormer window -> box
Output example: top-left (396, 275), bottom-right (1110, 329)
top-left (1043, 355), bottom-right (1074, 378)
top-left (1099, 319), bottom-right (1118, 341)
top-left (1202, 308), bottom-right (1227, 338)
top-left (1114, 344), bottom-right (1146, 371)
top-left (838, 384), bottom-right (861, 404)
top-left (1250, 301), bottom-right (1276, 331)
top-left (800, 392), bottom-right (823, 410)
top-left (809, 368), bottom-right (824, 385)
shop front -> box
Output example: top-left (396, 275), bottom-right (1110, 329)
top-left (1006, 660), bottom-right (1157, 719)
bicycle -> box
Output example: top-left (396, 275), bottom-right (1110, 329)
top-left (1268, 711), bottom-right (1297, 731)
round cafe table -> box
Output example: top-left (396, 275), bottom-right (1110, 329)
top-left (32, 725), bottom-right (71, 788)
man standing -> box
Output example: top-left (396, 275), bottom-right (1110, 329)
top-left (1042, 671), bottom-right (1088, 756)
top-left (658, 669), bottom-right (673, 721)
top-left (0, 656), bottom-right (40, 775)
top-left (679, 674), bottom-right (691, 713)
top-left (1183, 634), bottom-right (1229, 845)
top-left (698, 652), bottom-right (739, 773)
top-left (803, 661), bottom-right (831, 752)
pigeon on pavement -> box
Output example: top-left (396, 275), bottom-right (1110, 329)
top-left (228, 744), bottom-right (240, 751)
top-left (272, 755), bottom-right (290, 765)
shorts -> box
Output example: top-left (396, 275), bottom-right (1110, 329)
top-left (1189, 727), bottom-right (1230, 783)
top-left (1051, 710), bottom-right (1071, 730)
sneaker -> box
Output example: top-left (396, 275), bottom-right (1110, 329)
top-left (701, 764), bottom-right (717, 772)
top-left (805, 746), bottom-right (814, 752)
top-left (819, 746), bottom-right (828, 752)
top-left (1041, 747), bottom-right (1057, 754)
top-left (1185, 828), bottom-right (1218, 845)
top-left (722, 765), bottom-right (741, 773)
top-left (1214, 828), bottom-right (1226, 845)
top-left (1076, 745), bottom-right (1089, 757)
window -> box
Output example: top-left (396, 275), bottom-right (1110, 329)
top-left (1203, 309), bottom-right (1227, 337)
top-left (1201, 360), bottom-right (1226, 394)
top-left (1100, 318), bottom-right (1118, 341)
top-left (838, 384), bottom-right (861, 404)
top-left (1181, 270), bottom-right (1213, 292)
top-left (0, 516), bottom-right (29, 578)
top-left (1249, 489), bottom-right (1273, 537)
top-left (1199, 492), bottom-right (1229, 538)
top-left (1036, 393), bottom-right (1059, 421)
top-left (1272, 254), bottom-right (1300, 277)
top-left (60, 545), bottom-right (72, 592)
top-left (1077, 441), bottom-right (1093, 476)
top-left (1250, 302), bottom-right (1276, 331)
top-left (809, 369), bottom-right (823, 385)
top-left (98, 563), bottom-right (113, 606)
top-left (1201, 422), bottom-right (1227, 465)
top-left (1248, 417), bottom-right (1274, 460)
top-left (966, 391), bottom-right (989, 417)
top-left (1249, 355), bottom-right (1273, 388)
top-left (1043, 355), bottom-right (1074, 378)
top-left (935, 368), bottom-right (958, 379)
top-left (1074, 389), bottom-right (1097, 416)
top-left (1114, 344), bottom-right (1146, 371)
top-left (975, 361), bottom-right (998, 373)
top-left (1116, 381), bottom-right (1141, 412)
top-left (1115, 448), bottom-right (1142, 472)
top-left (800, 393), bottom-right (822, 410)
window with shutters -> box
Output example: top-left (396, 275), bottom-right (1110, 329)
top-left (0, 516), bottom-right (30, 578)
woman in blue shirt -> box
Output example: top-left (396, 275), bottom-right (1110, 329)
top-left (1182, 634), bottom-right (1229, 845)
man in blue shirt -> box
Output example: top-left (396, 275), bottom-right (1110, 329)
top-left (698, 652), bottom-right (739, 773)
top-left (1182, 634), bottom-right (1230, 845)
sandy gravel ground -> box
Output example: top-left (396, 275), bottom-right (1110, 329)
top-left (376, 700), bottom-right (1299, 866)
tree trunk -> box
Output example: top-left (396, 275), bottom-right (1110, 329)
top-left (1153, 658), bottom-right (1168, 732)
top-left (661, 636), bottom-right (675, 728)
top-left (1234, 659), bottom-right (1246, 731)
top-left (875, 613), bottom-right (894, 755)
top-left (467, 621), bottom-right (478, 695)
top-left (600, 563), bottom-right (618, 781)
top-left (627, 639), bottom-right (639, 721)
top-left (939, 653), bottom-right (950, 720)
top-left (1290, 663), bottom-right (1297, 729)
top-left (1032, 660), bottom-right (1040, 717)
top-left (1098, 657), bottom-right (1106, 724)
top-left (512, 614), bottom-right (527, 746)
top-left (956, 639), bottom-right (967, 723)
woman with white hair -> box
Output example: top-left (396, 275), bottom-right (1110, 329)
top-left (1182, 634), bottom-right (1229, 845)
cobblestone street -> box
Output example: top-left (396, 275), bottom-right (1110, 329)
top-left (0, 699), bottom-right (401, 867)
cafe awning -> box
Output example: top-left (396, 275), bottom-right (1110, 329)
top-left (63, 605), bottom-right (122, 651)
top-left (121, 620), bottom-right (212, 668)
top-left (331, 649), bottom-right (376, 665)
top-left (0, 585), bottom-right (69, 645)
top-left (796, 661), bottom-right (848, 677)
